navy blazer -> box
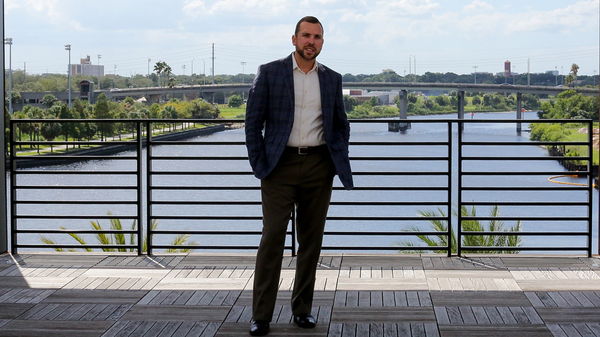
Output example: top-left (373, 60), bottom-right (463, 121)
top-left (245, 54), bottom-right (353, 190)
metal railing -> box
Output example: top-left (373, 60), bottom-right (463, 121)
top-left (8, 118), bottom-right (594, 256)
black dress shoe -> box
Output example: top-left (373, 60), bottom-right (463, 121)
top-left (249, 320), bottom-right (270, 336)
top-left (293, 313), bottom-right (316, 328)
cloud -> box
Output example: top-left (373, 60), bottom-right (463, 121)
top-left (183, 0), bottom-right (290, 17)
top-left (6, 0), bottom-right (85, 31)
top-left (464, 1), bottom-right (494, 13)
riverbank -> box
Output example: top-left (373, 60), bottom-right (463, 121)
top-left (8, 124), bottom-right (227, 169)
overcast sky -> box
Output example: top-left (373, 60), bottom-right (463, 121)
top-left (4, 0), bottom-right (599, 78)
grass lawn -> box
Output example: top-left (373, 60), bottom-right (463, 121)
top-left (565, 124), bottom-right (599, 166)
top-left (218, 105), bottom-right (245, 119)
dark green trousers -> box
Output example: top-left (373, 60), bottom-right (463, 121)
top-left (252, 148), bottom-right (335, 321)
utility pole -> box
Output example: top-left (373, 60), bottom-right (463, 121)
top-left (414, 56), bottom-right (416, 82)
top-left (202, 59), bottom-right (206, 85)
top-left (211, 43), bottom-right (215, 84)
top-left (473, 65), bottom-right (478, 84)
top-left (241, 61), bottom-right (247, 101)
top-left (409, 55), bottom-right (411, 82)
top-left (527, 58), bottom-right (530, 86)
top-left (147, 58), bottom-right (151, 88)
top-left (182, 64), bottom-right (186, 76)
top-left (97, 54), bottom-right (102, 89)
top-left (65, 44), bottom-right (72, 108)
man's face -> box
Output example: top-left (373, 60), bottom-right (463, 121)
top-left (292, 22), bottom-right (324, 62)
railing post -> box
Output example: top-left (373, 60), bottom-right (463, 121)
top-left (516, 93), bottom-right (523, 133)
top-left (0, 2), bottom-right (7, 254)
top-left (146, 121), bottom-right (153, 255)
top-left (137, 121), bottom-right (144, 255)
top-left (456, 120), bottom-right (463, 257)
top-left (587, 120), bottom-right (594, 257)
top-left (447, 121), bottom-right (453, 257)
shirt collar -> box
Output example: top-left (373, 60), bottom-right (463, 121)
top-left (292, 52), bottom-right (319, 74)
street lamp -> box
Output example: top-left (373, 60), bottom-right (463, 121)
top-left (202, 59), bottom-right (206, 85)
top-left (182, 64), bottom-right (186, 76)
top-left (147, 58), bottom-right (151, 88)
top-left (65, 44), bottom-right (72, 109)
top-left (594, 70), bottom-right (597, 87)
top-left (4, 38), bottom-right (12, 113)
top-left (555, 66), bottom-right (558, 86)
top-left (473, 65), bottom-right (478, 84)
top-left (240, 61), bottom-right (246, 83)
top-left (97, 54), bottom-right (102, 89)
top-left (241, 61), bottom-right (247, 101)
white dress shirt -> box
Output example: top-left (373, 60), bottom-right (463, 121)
top-left (287, 53), bottom-right (325, 147)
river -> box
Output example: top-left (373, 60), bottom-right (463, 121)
top-left (8, 111), bottom-right (598, 254)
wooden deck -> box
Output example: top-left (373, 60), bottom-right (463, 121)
top-left (1, 253), bottom-right (600, 337)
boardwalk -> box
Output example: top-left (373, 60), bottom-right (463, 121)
top-left (1, 253), bottom-right (600, 337)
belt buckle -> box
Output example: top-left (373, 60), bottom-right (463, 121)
top-left (298, 147), bottom-right (309, 155)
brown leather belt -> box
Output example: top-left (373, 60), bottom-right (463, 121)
top-left (285, 145), bottom-right (328, 155)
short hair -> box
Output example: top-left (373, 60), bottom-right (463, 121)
top-left (294, 16), bottom-right (323, 36)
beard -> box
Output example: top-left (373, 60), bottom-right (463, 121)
top-left (296, 44), bottom-right (320, 62)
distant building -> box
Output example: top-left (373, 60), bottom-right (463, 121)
top-left (70, 55), bottom-right (104, 78)
top-left (504, 60), bottom-right (511, 78)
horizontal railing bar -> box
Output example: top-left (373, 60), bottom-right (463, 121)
top-left (15, 201), bottom-right (137, 205)
top-left (461, 231), bottom-right (589, 236)
top-left (148, 186), bottom-right (449, 191)
top-left (15, 229), bottom-right (138, 234)
top-left (350, 142), bottom-right (449, 146)
top-left (461, 186), bottom-right (589, 191)
top-left (462, 157), bottom-right (590, 161)
top-left (150, 156), bottom-right (248, 161)
top-left (324, 231), bottom-right (449, 236)
top-left (462, 141), bottom-right (589, 146)
top-left (14, 186), bottom-right (138, 190)
top-left (15, 244), bottom-right (139, 249)
top-left (350, 157), bottom-right (449, 161)
top-left (151, 216), bottom-right (262, 220)
top-left (152, 201), bottom-right (262, 205)
top-left (462, 216), bottom-right (589, 221)
top-left (327, 216), bottom-right (448, 221)
top-left (13, 156), bottom-right (137, 161)
top-left (151, 171), bottom-right (254, 176)
top-left (13, 170), bottom-right (138, 175)
top-left (152, 230), bottom-right (264, 235)
top-left (14, 141), bottom-right (135, 146)
top-left (461, 172), bottom-right (590, 176)
top-left (151, 245), bottom-right (261, 250)
top-left (149, 201), bottom-right (449, 206)
top-left (150, 171), bottom-right (450, 177)
top-left (462, 201), bottom-right (589, 206)
top-left (150, 141), bottom-right (246, 146)
top-left (15, 215), bottom-right (138, 219)
top-left (330, 201), bottom-right (449, 206)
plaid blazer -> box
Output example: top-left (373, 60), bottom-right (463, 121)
top-left (245, 54), bottom-right (353, 190)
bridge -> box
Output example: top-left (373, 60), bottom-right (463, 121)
top-left (16, 82), bottom-right (598, 129)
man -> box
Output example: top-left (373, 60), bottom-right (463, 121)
top-left (245, 16), bottom-right (353, 336)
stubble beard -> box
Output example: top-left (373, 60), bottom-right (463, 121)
top-left (296, 45), bottom-right (320, 62)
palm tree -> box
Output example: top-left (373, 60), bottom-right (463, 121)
top-left (40, 213), bottom-right (197, 253)
top-left (570, 63), bottom-right (579, 86)
top-left (399, 205), bottom-right (523, 254)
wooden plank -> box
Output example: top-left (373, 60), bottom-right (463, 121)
top-left (1, 320), bottom-right (113, 336)
top-left (471, 306), bottom-right (490, 324)
top-left (121, 305), bottom-right (230, 322)
top-left (331, 306), bottom-right (436, 323)
top-left (438, 325), bottom-right (554, 337)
